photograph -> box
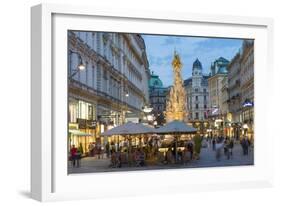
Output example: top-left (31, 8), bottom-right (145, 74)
top-left (67, 30), bottom-right (254, 174)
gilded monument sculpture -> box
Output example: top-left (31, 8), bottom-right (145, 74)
top-left (165, 51), bottom-right (188, 122)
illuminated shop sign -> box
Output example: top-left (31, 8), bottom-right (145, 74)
top-left (243, 101), bottom-right (254, 107)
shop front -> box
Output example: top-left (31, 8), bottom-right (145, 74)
top-left (241, 100), bottom-right (254, 140)
top-left (68, 98), bottom-right (97, 155)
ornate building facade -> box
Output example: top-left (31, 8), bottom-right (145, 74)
top-left (207, 57), bottom-right (229, 135)
top-left (68, 31), bottom-right (150, 153)
top-left (184, 59), bottom-right (209, 121)
top-left (227, 53), bottom-right (242, 138)
top-left (148, 72), bottom-right (168, 125)
top-left (240, 40), bottom-right (254, 138)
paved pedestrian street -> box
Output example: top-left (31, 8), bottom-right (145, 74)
top-left (68, 143), bottom-right (254, 174)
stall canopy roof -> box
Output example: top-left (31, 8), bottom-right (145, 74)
top-left (155, 120), bottom-right (197, 134)
top-left (101, 122), bottom-right (155, 136)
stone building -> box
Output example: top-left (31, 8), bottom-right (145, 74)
top-left (148, 72), bottom-right (168, 125)
top-left (207, 57), bottom-right (229, 135)
top-left (68, 31), bottom-right (150, 153)
top-left (228, 53), bottom-right (241, 122)
top-left (227, 53), bottom-right (242, 138)
top-left (240, 40), bottom-right (254, 138)
top-left (208, 57), bottom-right (229, 114)
top-left (184, 59), bottom-right (209, 121)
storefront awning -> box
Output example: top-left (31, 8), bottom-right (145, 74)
top-left (69, 130), bottom-right (92, 136)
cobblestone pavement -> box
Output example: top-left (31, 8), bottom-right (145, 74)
top-left (68, 143), bottom-right (254, 174)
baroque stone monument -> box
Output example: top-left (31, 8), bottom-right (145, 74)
top-left (165, 51), bottom-right (188, 122)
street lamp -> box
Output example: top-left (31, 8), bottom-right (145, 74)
top-left (153, 120), bottom-right (158, 128)
top-left (69, 50), bottom-right (86, 79)
top-left (142, 105), bottom-right (153, 124)
top-left (116, 84), bottom-right (129, 124)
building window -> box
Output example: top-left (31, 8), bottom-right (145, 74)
top-left (92, 66), bottom-right (95, 88)
top-left (196, 104), bottom-right (199, 109)
top-left (196, 112), bottom-right (199, 119)
top-left (196, 96), bottom-right (198, 101)
top-left (204, 104), bottom-right (207, 109)
top-left (204, 96), bottom-right (207, 101)
top-left (88, 105), bottom-right (93, 120)
top-left (195, 88), bottom-right (199, 92)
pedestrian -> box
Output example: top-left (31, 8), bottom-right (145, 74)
top-left (224, 139), bottom-right (232, 160)
top-left (88, 142), bottom-right (94, 157)
top-left (70, 145), bottom-right (78, 167)
top-left (241, 137), bottom-right (249, 155)
top-left (212, 138), bottom-right (216, 151)
top-left (166, 147), bottom-right (174, 164)
top-left (96, 142), bottom-right (101, 159)
top-left (105, 142), bottom-right (110, 158)
top-left (187, 141), bottom-right (194, 160)
top-left (140, 149), bottom-right (145, 166)
top-left (245, 137), bottom-right (249, 155)
top-left (247, 137), bottom-right (251, 153)
top-left (240, 137), bottom-right (245, 155)
top-left (229, 139), bottom-right (234, 158)
top-left (215, 141), bottom-right (224, 161)
top-left (182, 147), bottom-right (189, 164)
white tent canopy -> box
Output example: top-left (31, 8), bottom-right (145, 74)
top-left (155, 120), bottom-right (197, 134)
top-left (101, 122), bottom-right (155, 136)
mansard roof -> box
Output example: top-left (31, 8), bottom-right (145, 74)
top-left (217, 57), bottom-right (229, 63)
top-left (184, 77), bottom-right (192, 86)
top-left (184, 74), bottom-right (210, 87)
top-left (217, 66), bottom-right (228, 74)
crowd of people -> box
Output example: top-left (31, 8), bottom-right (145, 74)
top-left (70, 135), bottom-right (254, 168)
top-left (207, 135), bottom-right (253, 161)
top-left (106, 139), bottom-right (197, 168)
top-left (110, 148), bottom-right (146, 168)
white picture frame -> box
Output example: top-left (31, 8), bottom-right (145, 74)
top-left (31, 3), bottom-right (274, 202)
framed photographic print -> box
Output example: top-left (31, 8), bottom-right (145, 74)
top-left (31, 3), bottom-right (274, 201)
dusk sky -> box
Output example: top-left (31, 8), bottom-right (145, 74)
top-left (142, 34), bottom-right (243, 87)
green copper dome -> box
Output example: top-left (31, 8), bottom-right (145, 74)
top-left (149, 72), bottom-right (163, 88)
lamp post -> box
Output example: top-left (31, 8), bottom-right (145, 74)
top-left (142, 105), bottom-right (153, 124)
top-left (116, 84), bottom-right (129, 124)
top-left (153, 120), bottom-right (158, 128)
top-left (68, 50), bottom-right (86, 79)
top-left (68, 50), bottom-right (87, 155)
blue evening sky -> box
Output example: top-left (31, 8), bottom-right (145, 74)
top-left (142, 34), bottom-right (243, 87)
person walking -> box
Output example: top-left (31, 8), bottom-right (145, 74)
top-left (96, 142), bottom-right (101, 159)
top-left (228, 139), bottom-right (234, 158)
top-left (187, 141), bottom-right (194, 160)
top-left (212, 138), bottom-right (216, 151)
top-left (215, 140), bottom-right (224, 161)
top-left (245, 137), bottom-right (249, 155)
top-left (241, 137), bottom-right (249, 155)
top-left (105, 142), bottom-right (110, 158)
top-left (88, 142), bottom-right (94, 157)
top-left (70, 145), bottom-right (78, 167)
top-left (240, 137), bottom-right (245, 155)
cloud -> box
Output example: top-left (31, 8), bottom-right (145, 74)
top-left (162, 37), bottom-right (182, 45)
